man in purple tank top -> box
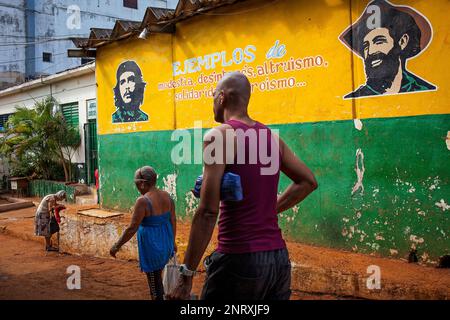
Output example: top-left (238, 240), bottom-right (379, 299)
top-left (168, 72), bottom-right (318, 300)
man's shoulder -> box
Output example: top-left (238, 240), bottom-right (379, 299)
top-left (204, 124), bottom-right (233, 139)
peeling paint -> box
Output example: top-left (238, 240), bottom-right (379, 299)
top-left (435, 199), bottom-right (450, 211)
top-left (410, 235), bottom-right (425, 244)
top-left (354, 119), bottom-right (363, 131)
top-left (390, 249), bottom-right (398, 256)
top-left (163, 173), bottom-right (178, 201)
top-left (184, 191), bottom-right (199, 218)
top-left (375, 234), bottom-right (385, 241)
top-left (446, 131), bottom-right (450, 150)
top-left (351, 148), bottom-right (365, 195)
top-left (372, 188), bottom-right (379, 197)
top-left (428, 176), bottom-right (441, 190)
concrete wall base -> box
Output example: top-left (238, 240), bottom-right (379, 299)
top-left (59, 210), bottom-right (138, 261)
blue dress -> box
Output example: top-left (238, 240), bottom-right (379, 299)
top-left (137, 195), bottom-right (174, 273)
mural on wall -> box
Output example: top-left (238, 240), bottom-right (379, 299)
top-left (112, 60), bottom-right (148, 123)
top-left (339, 0), bottom-right (436, 99)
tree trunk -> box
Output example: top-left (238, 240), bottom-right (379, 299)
top-left (58, 148), bottom-right (69, 182)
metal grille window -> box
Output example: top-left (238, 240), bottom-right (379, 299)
top-left (61, 103), bottom-right (79, 129)
top-left (0, 113), bottom-right (12, 131)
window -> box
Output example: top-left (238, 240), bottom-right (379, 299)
top-left (0, 113), bottom-right (12, 131)
top-left (86, 99), bottom-right (97, 120)
top-left (61, 103), bottom-right (79, 128)
top-left (43, 52), bottom-right (52, 62)
top-left (123, 0), bottom-right (138, 9)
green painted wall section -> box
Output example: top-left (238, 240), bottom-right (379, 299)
top-left (98, 114), bottom-right (449, 262)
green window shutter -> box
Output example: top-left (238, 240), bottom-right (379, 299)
top-left (61, 103), bottom-right (79, 128)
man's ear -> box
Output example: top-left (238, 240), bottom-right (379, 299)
top-left (399, 33), bottom-right (409, 50)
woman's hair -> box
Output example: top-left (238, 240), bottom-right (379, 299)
top-left (137, 166), bottom-right (157, 187)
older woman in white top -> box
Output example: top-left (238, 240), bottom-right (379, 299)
top-left (34, 190), bottom-right (66, 251)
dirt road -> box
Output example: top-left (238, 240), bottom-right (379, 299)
top-left (0, 234), bottom-right (342, 300)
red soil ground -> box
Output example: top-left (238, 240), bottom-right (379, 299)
top-left (1, 203), bottom-right (449, 300)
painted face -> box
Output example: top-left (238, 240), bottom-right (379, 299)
top-left (362, 28), bottom-right (401, 81)
top-left (119, 71), bottom-right (136, 104)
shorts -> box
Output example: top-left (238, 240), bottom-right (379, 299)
top-left (200, 248), bottom-right (291, 300)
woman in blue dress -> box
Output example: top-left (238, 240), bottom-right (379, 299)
top-left (110, 166), bottom-right (177, 300)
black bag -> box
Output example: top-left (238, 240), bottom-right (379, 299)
top-left (49, 216), bottom-right (59, 234)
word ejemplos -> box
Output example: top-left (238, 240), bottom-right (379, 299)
top-left (173, 45), bottom-right (256, 76)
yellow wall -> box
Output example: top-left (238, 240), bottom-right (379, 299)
top-left (96, 34), bottom-right (174, 135)
top-left (351, 0), bottom-right (449, 120)
top-left (96, 0), bottom-right (450, 134)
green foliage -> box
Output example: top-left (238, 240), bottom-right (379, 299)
top-left (0, 96), bottom-right (81, 182)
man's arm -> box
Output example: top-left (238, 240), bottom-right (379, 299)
top-left (276, 137), bottom-right (318, 213)
top-left (167, 126), bottom-right (228, 299)
top-left (110, 197), bottom-right (146, 257)
top-left (184, 126), bottom-right (227, 270)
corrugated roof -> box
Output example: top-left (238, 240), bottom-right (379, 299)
top-left (72, 0), bottom-right (248, 50)
top-left (70, 37), bottom-right (89, 48)
top-left (140, 7), bottom-right (176, 33)
top-left (173, 0), bottom-right (242, 20)
top-left (87, 28), bottom-right (113, 47)
top-left (110, 20), bottom-right (141, 39)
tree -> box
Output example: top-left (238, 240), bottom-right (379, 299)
top-left (0, 96), bottom-right (81, 182)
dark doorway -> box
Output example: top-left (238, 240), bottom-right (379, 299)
top-left (84, 120), bottom-right (98, 186)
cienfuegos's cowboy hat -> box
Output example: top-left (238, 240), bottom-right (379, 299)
top-left (339, 0), bottom-right (433, 59)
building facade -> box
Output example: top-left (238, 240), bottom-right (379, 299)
top-left (0, 0), bottom-right (178, 89)
top-left (86, 0), bottom-right (449, 262)
top-left (0, 63), bottom-right (97, 184)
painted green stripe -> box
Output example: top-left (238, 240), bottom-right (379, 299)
top-left (98, 114), bottom-right (450, 262)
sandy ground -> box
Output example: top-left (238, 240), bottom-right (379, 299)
top-left (0, 234), bottom-right (343, 300)
top-left (1, 203), bottom-right (449, 300)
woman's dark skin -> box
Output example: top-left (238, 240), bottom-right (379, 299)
top-left (109, 168), bottom-right (177, 257)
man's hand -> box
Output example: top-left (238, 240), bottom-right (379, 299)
top-left (166, 276), bottom-right (193, 300)
top-left (109, 245), bottom-right (119, 258)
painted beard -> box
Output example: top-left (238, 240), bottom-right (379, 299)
top-left (121, 92), bottom-right (140, 110)
top-left (364, 45), bottom-right (402, 92)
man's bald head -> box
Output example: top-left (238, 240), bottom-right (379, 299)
top-left (217, 72), bottom-right (251, 106)
top-left (213, 72), bottom-right (251, 123)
